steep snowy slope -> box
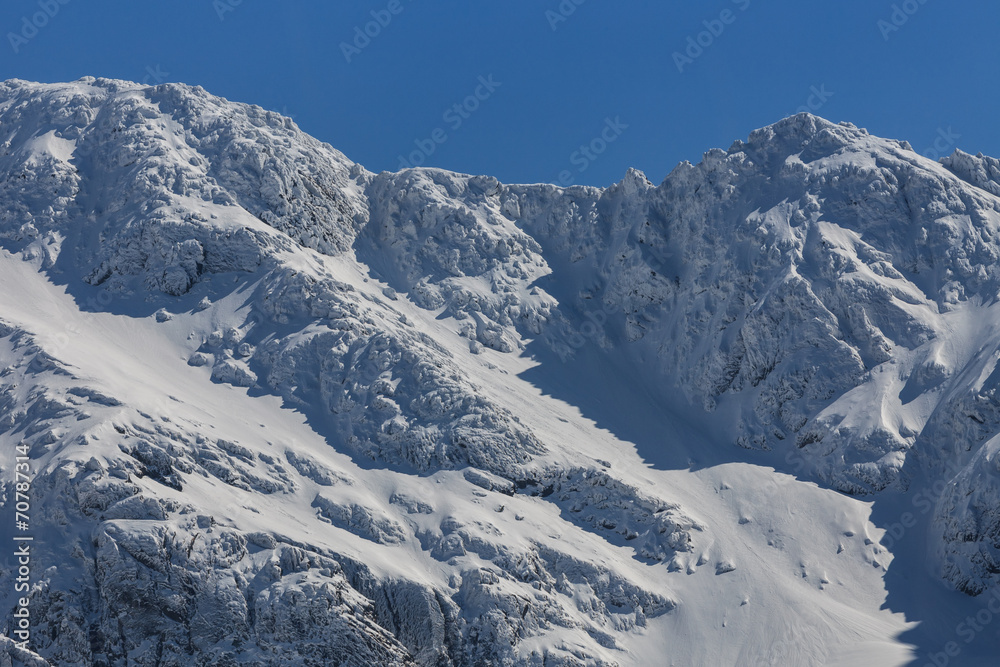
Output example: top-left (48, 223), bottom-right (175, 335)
top-left (1, 77), bottom-right (1000, 665)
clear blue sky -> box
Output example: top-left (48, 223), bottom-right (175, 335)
top-left (1, 0), bottom-right (997, 187)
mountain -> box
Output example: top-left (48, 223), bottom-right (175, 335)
top-left (2, 77), bottom-right (1000, 665)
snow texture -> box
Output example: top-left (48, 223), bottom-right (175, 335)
top-left (2, 78), bottom-right (1000, 665)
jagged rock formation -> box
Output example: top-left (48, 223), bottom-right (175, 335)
top-left (2, 77), bottom-right (1000, 665)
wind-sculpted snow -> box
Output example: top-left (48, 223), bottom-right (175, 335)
top-left (359, 168), bottom-right (558, 353)
top-left (91, 521), bottom-right (421, 666)
top-left (519, 468), bottom-right (703, 564)
top-left (248, 267), bottom-right (546, 477)
top-left (143, 82), bottom-right (368, 255)
top-left (927, 342), bottom-right (1000, 594)
top-left (508, 115), bottom-right (1000, 495)
top-left (9, 77), bottom-right (1000, 663)
top-left (943, 149), bottom-right (1000, 198)
top-left (0, 77), bottom-right (363, 299)
top-left (934, 435), bottom-right (1000, 596)
top-left (0, 314), bottom-right (670, 665)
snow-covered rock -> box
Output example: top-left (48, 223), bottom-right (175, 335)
top-left (4, 77), bottom-right (1000, 664)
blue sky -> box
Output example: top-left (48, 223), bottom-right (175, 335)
top-left (0, 0), bottom-right (997, 187)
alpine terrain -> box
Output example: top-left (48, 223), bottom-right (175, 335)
top-left (4, 77), bottom-right (1000, 666)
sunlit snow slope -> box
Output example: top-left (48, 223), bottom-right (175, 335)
top-left (2, 78), bottom-right (1000, 666)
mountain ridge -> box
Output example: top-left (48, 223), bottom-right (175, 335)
top-left (2, 77), bottom-right (1000, 665)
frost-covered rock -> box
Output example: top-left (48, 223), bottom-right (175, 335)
top-left (512, 114), bottom-right (1000, 494)
top-left (7, 77), bottom-right (1000, 663)
top-left (251, 267), bottom-right (545, 476)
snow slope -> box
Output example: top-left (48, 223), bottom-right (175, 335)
top-left (1, 78), bottom-right (1000, 665)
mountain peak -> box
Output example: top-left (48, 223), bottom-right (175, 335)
top-left (5, 79), bottom-right (1000, 665)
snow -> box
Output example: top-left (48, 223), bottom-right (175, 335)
top-left (2, 78), bottom-right (1000, 665)
top-left (22, 131), bottom-right (75, 164)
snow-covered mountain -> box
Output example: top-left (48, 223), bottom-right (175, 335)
top-left (3, 77), bottom-right (1000, 665)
